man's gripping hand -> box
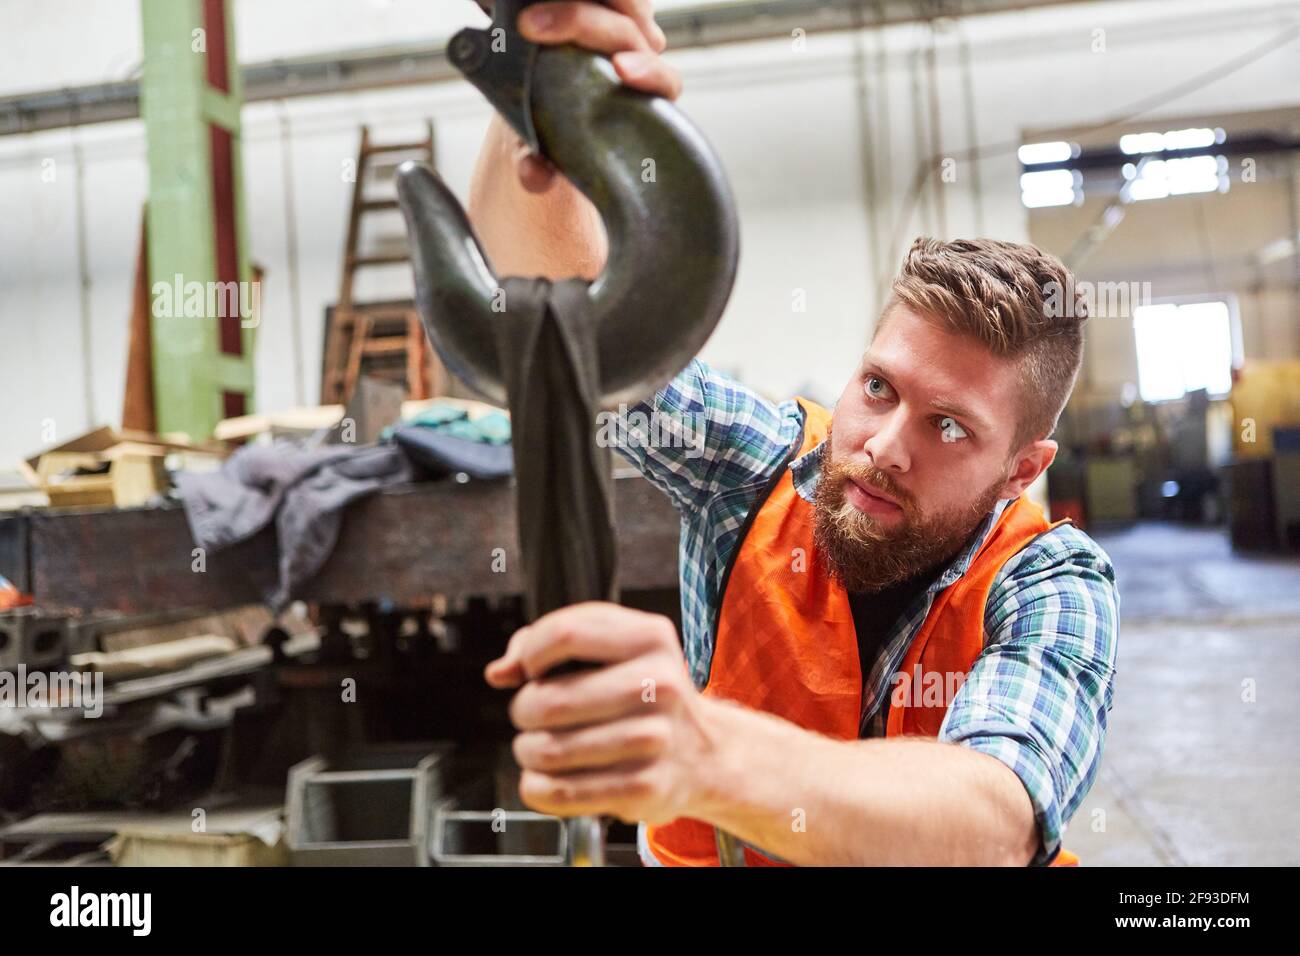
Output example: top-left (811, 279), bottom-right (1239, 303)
top-left (506, 0), bottom-right (681, 192)
top-left (485, 602), bottom-right (718, 825)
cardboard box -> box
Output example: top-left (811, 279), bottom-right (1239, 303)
top-left (20, 427), bottom-right (224, 510)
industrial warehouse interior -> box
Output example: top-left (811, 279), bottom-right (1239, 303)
top-left (1, 0), bottom-right (1298, 900)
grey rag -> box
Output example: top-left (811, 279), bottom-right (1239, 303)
top-left (177, 442), bottom-right (412, 612)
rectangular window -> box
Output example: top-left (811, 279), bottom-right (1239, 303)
top-left (1018, 141), bottom-right (1082, 208)
top-left (1133, 300), bottom-right (1235, 403)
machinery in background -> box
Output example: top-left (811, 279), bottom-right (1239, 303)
top-left (1050, 359), bottom-right (1300, 553)
top-left (1225, 360), bottom-right (1300, 551)
top-left (1051, 388), bottom-right (1227, 527)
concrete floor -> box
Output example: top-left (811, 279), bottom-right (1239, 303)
top-left (1065, 522), bottom-right (1300, 866)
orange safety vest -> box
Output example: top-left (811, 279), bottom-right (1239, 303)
top-left (646, 397), bottom-right (1079, 867)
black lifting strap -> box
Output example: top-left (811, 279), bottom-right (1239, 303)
top-left (491, 276), bottom-right (619, 622)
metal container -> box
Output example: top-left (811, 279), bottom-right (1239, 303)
top-left (0, 609), bottom-right (73, 672)
top-left (430, 799), bottom-right (567, 866)
top-left (285, 742), bottom-right (452, 866)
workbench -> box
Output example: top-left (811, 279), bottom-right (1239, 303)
top-left (0, 473), bottom-right (682, 616)
top-left (0, 474), bottom-right (680, 864)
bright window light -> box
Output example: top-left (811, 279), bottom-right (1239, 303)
top-left (1120, 127), bottom-right (1223, 154)
top-left (1120, 131), bottom-right (1166, 155)
top-left (1020, 168), bottom-right (1079, 208)
top-left (1162, 127), bottom-right (1217, 150)
top-left (1166, 155), bottom-right (1224, 194)
top-left (1126, 164), bottom-right (1170, 201)
top-left (1133, 300), bottom-right (1234, 403)
top-left (1124, 155), bottom-right (1226, 201)
top-left (1018, 141), bottom-right (1075, 165)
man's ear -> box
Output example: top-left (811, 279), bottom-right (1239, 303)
top-left (999, 439), bottom-right (1058, 499)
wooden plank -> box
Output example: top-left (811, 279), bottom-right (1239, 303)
top-left (361, 339), bottom-right (409, 355)
top-left (362, 138), bottom-right (432, 156)
top-left (120, 207), bottom-right (155, 433)
top-left (349, 252), bottom-right (410, 267)
top-left (28, 475), bottom-right (681, 615)
top-left (320, 128), bottom-right (370, 402)
top-left (31, 504), bottom-right (267, 615)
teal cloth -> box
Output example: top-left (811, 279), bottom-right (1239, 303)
top-left (383, 402), bottom-right (511, 445)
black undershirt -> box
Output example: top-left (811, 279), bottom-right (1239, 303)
top-left (844, 517), bottom-right (994, 720)
top-left (845, 561), bottom-right (946, 736)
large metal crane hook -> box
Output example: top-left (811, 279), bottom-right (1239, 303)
top-left (395, 0), bottom-right (743, 868)
top-left (394, 0), bottom-right (739, 407)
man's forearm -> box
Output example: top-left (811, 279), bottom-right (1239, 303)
top-left (466, 115), bottom-right (608, 281)
top-left (689, 697), bottom-right (1041, 866)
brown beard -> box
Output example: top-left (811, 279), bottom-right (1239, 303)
top-left (811, 425), bottom-right (1007, 593)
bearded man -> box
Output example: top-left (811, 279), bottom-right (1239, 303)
top-left (472, 0), bottom-right (1119, 866)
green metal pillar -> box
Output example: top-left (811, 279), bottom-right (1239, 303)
top-left (140, 0), bottom-right (255, 440)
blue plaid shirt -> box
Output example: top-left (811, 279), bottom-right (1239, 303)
top-left (614, 359), bottom-right (1120, 865)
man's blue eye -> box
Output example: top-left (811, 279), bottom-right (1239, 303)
top-left (866, 377), bottom-right (886, 397)
top-left (939, 416), bottom-right (969, 442)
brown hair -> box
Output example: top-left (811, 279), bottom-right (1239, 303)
top-left (885, 237), bottom-right (1087, 449)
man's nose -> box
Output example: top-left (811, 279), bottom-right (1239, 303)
top-left (862, 413), bottom-right (911, 473)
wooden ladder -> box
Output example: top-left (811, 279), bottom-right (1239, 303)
top-left (321, 123), bottom-right (442, 404)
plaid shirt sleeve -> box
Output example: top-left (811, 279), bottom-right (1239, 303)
top-left (609, 357), bottom-right (800, 512)
top-left (610, 358), bottom-right (803, 688)
top-left (937, 525), bottom-right (1120, 866)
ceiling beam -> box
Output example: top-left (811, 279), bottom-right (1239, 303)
top-left (1, 0), bottom-right (1094, 137)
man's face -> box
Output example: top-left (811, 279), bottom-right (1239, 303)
top-left (813, 305), bottom-right (1041, 592)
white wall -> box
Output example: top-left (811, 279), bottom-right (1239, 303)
top-left (3, 0), bottom-right (1300, 465)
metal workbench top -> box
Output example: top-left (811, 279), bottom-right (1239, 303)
top-left (0, 473), bottom-right (681, 616)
